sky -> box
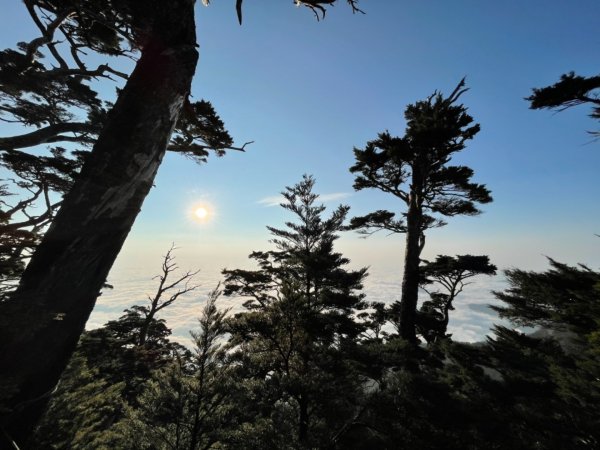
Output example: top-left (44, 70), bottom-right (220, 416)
top-left (2, 1), bottom-right (600, 341)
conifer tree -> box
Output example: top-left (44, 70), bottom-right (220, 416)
top-left (349, 80), bottom-right (492, 343)
top-left (123, 288), bottom-right (234, 450)
top-left (415, 255), bottom-right (496, 343)
top-left (223, 175), bottom-right (367, 446)
top-left (527, 72), bottom-right (600, 137)
top-left (28, 250), bottom-right (196, 449)
top-left (485, 260), bottom-right (600, 449)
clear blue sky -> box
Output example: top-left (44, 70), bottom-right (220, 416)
top-left (2, 1), bottom-right (600, 276)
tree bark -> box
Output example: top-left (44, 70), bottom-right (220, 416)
top-left (399, 182), bottom-right (423, 344)
top-left (0, 1), bottom-right (198, 445)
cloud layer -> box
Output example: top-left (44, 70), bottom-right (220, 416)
top-left (92, 264), bottom-right (508, 347)
top-left (258, 192), bottom-right (351, 207)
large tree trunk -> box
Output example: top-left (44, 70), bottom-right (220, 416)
top-left (0, 1), bottom-right (198, 445)
top-left (399, 190), bottom-right (423, 344)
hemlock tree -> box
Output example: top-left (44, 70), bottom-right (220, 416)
top-left (349, 79), bottom-right (492, 343)
top-left (223, 175), bottom-right (367, 446)
top-left (0, 0), bottom-right (363, 442)
top-left (527, 72), bottom-right (600, 138)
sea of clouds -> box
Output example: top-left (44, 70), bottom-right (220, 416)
top-left (90, 262), bottom-right (509, 347)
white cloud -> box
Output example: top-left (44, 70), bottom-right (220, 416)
top-left (257, 195), bottom-right (285, 207)
top-left (257, 192), bottom-right (351, 207)
top-left (320, 192), bottom-right (352, 202)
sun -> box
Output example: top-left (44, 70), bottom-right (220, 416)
top-left (189, 202), bottom-right (213, 223)
top-left (195, 207), bottom-right (208, 219)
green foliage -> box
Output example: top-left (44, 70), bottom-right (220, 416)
top-left (223, 175), bottom-right (368, 446)
top-left (33, 353), bottom-right (127, 449)
top-left (483, 260), bottom-right (600, 449)
top-left (123, 288), bottom-right (236, 450)
top-left (32, 301), bottom-right (187, 448)
top-left (492, 259), bottom-right (600, 334)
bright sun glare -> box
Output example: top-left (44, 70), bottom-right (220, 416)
top-left (190, 203), bottom-right (213, 223)
top-left (195, 207), bottom-right (208, 219)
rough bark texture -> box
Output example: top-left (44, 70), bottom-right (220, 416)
top-left (0, 1), bottom-right (198, 445)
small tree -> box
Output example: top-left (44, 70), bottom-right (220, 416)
top-left (349, 79), bottom-right (492, 343)
top-left (415, 255), bottom-right (496, 343)
top-left (124, 287), bottom-right (233, 450)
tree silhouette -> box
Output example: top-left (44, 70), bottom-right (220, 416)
top-left (223, 175), bottom-right (367, 445)
top-left (416, 255), bottom-right (496, 343)
top-left (527, 72), bottom-right (600, 138)
top-left (349, 79), bottom-right (492, 343)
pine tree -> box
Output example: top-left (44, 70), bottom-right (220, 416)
top-left (349, 79), bottom-right (492, 343)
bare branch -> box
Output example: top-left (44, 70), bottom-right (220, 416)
top-left (0, 123), bottom-right (95, 151)
top-left (45, 64), bottom-right (129, 80)
top-left (138, 244), bottom-right (201, 345)
top-left (167, 140), bottom-right (253, 154)
top-left (59, 25), bottom-right (87, 70)
top-left (23, 1), bottom-right (74, 70)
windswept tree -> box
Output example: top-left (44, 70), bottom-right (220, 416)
top-left (223, 175), bottom-right (367, 446)
top-left (527, 72), bottom-right (600, 138)
top-left (416, 255), bottom-right (496, 343)
top-left (0, 0), bottom-right (364, 442)
top-left (349, 79), bottom-right (492, 343)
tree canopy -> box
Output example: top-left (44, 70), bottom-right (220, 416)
top-left (527, 71), bottom-right (600, 138)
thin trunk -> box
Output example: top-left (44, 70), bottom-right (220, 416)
top-left (0, 2), bottom-right (198, 444)
top-left (138, 311), bottom-right (156, 346)
top-left (399, 183), bottom-right (423, 344)
top-left (298, 393), bottom-right (309, 444)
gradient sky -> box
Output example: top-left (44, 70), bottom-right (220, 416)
top-left (2, 2), bottom-right (600, 317)
top-left (141, 0), bottom-right (600, 272)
